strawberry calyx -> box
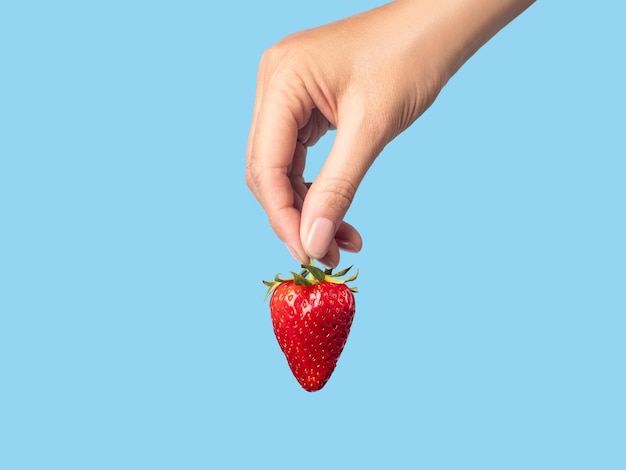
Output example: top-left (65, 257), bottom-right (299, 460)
top-left (263, 262), bottom-right (358, 300)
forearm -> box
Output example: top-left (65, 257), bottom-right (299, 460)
top-left (391, 0), bottom-right (535, 84)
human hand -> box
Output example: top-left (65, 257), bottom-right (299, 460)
top-left (246, 0), bottom-right (534, 267)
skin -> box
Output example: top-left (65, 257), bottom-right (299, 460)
top-left (246, 0), bottom-right (536, 267)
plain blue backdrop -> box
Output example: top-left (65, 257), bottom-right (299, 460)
top-left (1, 1), bottom-right (624, 469)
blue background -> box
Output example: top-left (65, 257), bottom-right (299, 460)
top-left (1, 1), bottom-right (624, 469)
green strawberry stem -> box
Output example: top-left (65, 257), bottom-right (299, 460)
top-left (263, 260), bottom-right (358, 300)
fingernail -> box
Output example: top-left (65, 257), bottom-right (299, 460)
top-left (306, 217), bottom-right (336, 259)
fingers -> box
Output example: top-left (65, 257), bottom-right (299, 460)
top-left (300, 111), bottom-right (379, 262)
top-left (297, 108), bottom-right (333, 147)
top-left (299, 181), bottom-right (362, 269)
top-left (246, 69), bottom-right (313, 264)
top-left (335, 221), bottom-right (363, 254)
top-left (315, 221), bottom-right (362, 269)
top-left (247, 41), bottom-right (375, 268)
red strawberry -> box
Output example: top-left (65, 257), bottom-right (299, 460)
top-left (263, 264), bottom-right (358, 392)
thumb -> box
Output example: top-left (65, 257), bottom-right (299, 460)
top-left (300, 117), bottom-right (381, 260)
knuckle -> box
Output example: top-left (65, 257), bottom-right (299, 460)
top-left (321, 177), bottom-right (357, 213)
top-left (259, 35), bottom-right (300, 74)
top-left (245, 161), bottom-right (261, 193)
top-left (245, 170), bottom-right (255, 192)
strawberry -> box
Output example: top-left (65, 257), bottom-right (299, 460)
top-left (263, 263), bottom-right (358, 392)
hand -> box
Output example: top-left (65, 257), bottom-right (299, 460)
top-left (246, 0), bottom-right (534, 267)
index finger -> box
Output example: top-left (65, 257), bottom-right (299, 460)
top-left (246, 70), bottom-right (314, 263)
